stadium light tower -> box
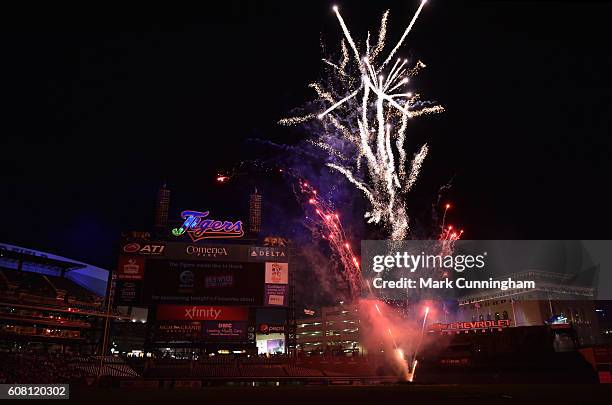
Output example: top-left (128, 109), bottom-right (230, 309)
top-left (249, 188), bottom-right (262, 234)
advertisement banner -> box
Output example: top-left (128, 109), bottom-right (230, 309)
top-left (121, 241), bottom-right (166, 256)
top-left (156, 305), bottom-right (249, 321)
top-left (115, 280), bottom-right (142, 305)
top-left (429, 319), bottom-right (511, 332)
top-left (203, 321), bottom-right (247, 340)
top-left (156, 321), bottom-right (202, 341)
top-left (117, 256), bottom-right (145, 280)
top-left (130, 242), bottom-right (289, 263)
top-left (156, 243), bottom-right (251, 262)
top-left (264, 284), bottom-right (288, 306)
top-left (264, 262), bottom-right (288, 284)
top-left (248, 246), bottom-right (288, 262)
top-left (257, 323), bottom-right (286, 334)
top-left (205, 274), bottom-right (234, 288)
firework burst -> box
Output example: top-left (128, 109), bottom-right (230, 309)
top-left (282, 0), bottom-right (443, 240)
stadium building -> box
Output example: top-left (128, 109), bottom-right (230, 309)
top-left (453, 270), bottom-right (600, 347)
top-left (296, 305), bottom-right (362, 356)
top-left (0, 242), bottom-right (112, 354)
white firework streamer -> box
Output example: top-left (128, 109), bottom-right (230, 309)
top-left (282, 0), bottom-right (441, 240)
top-left (278, 114), bottom-right (316, 126)
top-left (406, 144), bottom-right (429, 192)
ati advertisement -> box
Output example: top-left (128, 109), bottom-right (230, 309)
top-left (143, 260), bottom-right (265, 305)
top-left (121, 242), bottom-right (166, 256)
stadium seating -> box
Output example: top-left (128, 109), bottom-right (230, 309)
top-left (45, 275), bottom-right (102, 305)
top-left (141, 355), bottom-right (363, 379)
top-left (0, 268), bottom-right (55, 298)
top-left (283, 365), bottom-right (324, 377)
top-left (0, 352), bottom-right (139, 383)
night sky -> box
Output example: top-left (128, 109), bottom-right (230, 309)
top-left (1, 1), bottom-right (611, 269)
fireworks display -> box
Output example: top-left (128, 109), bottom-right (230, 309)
top-left (298, 179), bottom-right (363, 300)
top-left (438, 203), bottom-right (463, 257)
top-left (277, 2), bottom-right (462, 380)
top-left (282, 0), bottom-right (443, 241)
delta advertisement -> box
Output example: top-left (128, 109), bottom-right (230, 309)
top-left (248, 246), bottom-right (288, 262)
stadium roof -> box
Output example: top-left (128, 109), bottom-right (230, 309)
top-left (0, 242), bottom-right (109, 296)
top-left (0, 246), bottom-right (86, 270)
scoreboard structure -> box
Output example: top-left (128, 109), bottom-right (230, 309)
top-left (115, 240), bottom-right (290, 354)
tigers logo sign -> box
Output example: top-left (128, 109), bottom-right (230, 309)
top-left (172, 210), bottom-right (244, 242)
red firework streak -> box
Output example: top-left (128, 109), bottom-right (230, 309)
top-left (438, 202), bottom-right (463, 256)
top-left (299, 180), bottom-right (363, 300)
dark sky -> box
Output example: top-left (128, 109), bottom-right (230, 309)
top-left (1, 1), bottom-right (611, 269)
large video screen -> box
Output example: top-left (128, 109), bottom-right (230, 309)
top-left (142, 260), bottom-right (265, 306)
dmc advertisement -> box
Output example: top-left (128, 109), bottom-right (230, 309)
top-left (202, 321), bottom-right (247, 341)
